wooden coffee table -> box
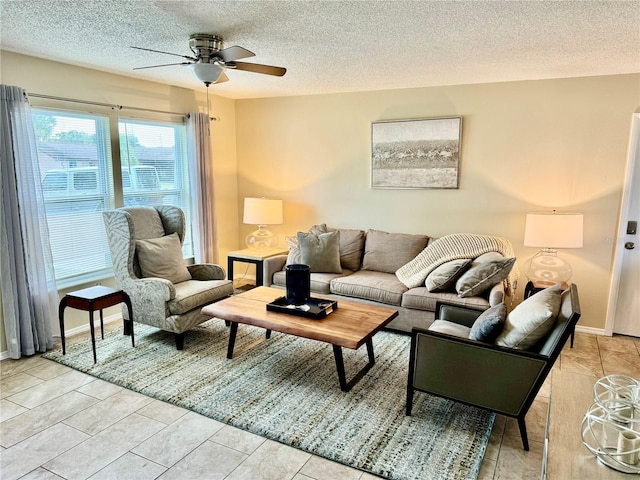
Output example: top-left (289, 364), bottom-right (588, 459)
top-left (201, 286), bottom-right (398, 391)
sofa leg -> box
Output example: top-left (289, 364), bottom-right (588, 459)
top-left (518, 417), bottom-right (529, 451)
top-left (175, 333), bottom-right (185, 350)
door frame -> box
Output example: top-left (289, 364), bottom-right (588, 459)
top-left (604, 112), bottom-right (640, 335)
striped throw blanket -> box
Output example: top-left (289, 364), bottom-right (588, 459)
top-left (395, 233), bottom-right (519, 295)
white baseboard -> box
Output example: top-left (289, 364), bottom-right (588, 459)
top-left (0, 313), bottom-right (123, 361)
top-left (62, 312), bottom-right (123, 338)
top-left (575, 325), bottom-right (608, 336)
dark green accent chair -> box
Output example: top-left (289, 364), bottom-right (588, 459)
top-left (406, 284), bottom-right (580, 451)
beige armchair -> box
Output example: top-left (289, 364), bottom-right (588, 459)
top-left (102, 206), bottom-right (233, 349)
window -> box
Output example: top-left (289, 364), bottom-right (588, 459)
top-left (119, 119), bottom-right (193, 256)
top-left (33, 109), bottom-right (192, 287)
top-left (33, 110), bottom-right (114, 285)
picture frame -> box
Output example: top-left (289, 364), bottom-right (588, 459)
top-left (371, 116), bottom-right (462, 189)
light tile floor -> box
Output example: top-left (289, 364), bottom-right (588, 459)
top-left (1, 327), bottom-right (639, 480)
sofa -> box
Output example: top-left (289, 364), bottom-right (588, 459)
top-left (261, 225), bottom-right (518, 332)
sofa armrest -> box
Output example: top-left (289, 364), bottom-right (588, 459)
top-left (187, 263), bottom-right (226, 281)
top-left (262, 254), bottom-right (288, 286)
top-left (410, 328), bottom-right (547, 416)
top-left (488, 282), bottom-right (505, 306)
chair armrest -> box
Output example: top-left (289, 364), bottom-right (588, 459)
top-left (187, 263), bottom-right (226, 281)
top-left (488, 282), bottom-right (505, 306)
top-left (118, 277), bottom-right (176, 322)
top-left (122, 276), bottom-right (176, 300)
top-left (410, 328), bottom-right (548, 416)
top-left (435, 301), bottom-right (486, 328)
top-left (262, 255), bottom-right (288, 286)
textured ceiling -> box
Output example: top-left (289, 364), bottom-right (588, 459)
top-left (1, 1), bottom-right (639, 99)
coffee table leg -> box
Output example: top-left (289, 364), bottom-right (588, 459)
top-left (227, 322), bottom-right (239, 359)
top-left (332, 338), bottom-right (376, 392)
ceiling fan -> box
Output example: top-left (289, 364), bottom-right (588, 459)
top-left (132, 34), bottom-right (286, 86)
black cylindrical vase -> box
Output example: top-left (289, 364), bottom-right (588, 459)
top-left (286, 264), bottom-right (311, 306)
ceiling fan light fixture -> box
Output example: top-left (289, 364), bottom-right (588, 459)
top-left (188, 63), bottom-right (224, 85)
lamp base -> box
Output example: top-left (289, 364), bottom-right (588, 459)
top-left (246, 225), bottom-right (277, 250)
top-left (524, 249), bottom-right (573, 286)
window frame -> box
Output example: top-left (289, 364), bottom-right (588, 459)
top-left (30, 101), bottom-right (195, 288)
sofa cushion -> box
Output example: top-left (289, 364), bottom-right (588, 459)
top-left (401, 287), bottom-right (491, 312)
top-left (469, 303), bottom-right (507, 342)
top-left (455, 257), bottom-right (516, 298)
top-left (297, 231), bottom-right (342, 273)
top-left (362, 230), bottom-right (429, 274)
top-left (425, 259), bottom-right (472, 292)
top-left (310, 224), bottom-right (365, 271)
top-left (169, 279), bottom-right (232, 315)
top-left (496, 284), bottom-right (563, 350)
top-left (330, 270), bottom-right (407, 306)
top-left (135, 232), bottom-right (192, 284)
top-left (273, 270), bottom-right (353, 295)
top-left (428, 320), bottom-right (472, 338)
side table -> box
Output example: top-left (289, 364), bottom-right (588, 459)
top-left (227, 247), bottom-right (288, 288)
top-left (524, 281), bottom-right (569, 299)
top-left (58, 285), bottom-right (134, 363)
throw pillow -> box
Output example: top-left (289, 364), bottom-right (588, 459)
top-left (135, 232), bottom-right (192, 284)
top-left (297, 231), bottom-right (342, 273)
top-left (425, 259), bottom-right (473, 292)
top-left (455, 257), bottom-right (516, 298)
top-left (469, 303), bottom-right (507, 342)
top-left (495, 284), bottom-right (563, 350)
top-left (285, 235), bottom-right (302, 265)
top-left (362, 229), bottom-right (429, 274)
top-left (309, 224), bottom-right (365, 271)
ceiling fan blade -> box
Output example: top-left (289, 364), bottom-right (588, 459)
top-left (133, 62), bottom-right (192, 70)
top-left (131, 46), bottom-right (196, 62)
top-left (227, 61), bottom-right (286, 77)
top-left (217, 45), bottom-right (255, 62)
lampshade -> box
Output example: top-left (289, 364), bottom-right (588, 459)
top-left (188, 63), bottom-right (224, 85)
top-left (524, 211), bottom-right (584, 248)
top-left (243, 198), bottom-right (283, 226)
top-left (523, 210), bottom-right (584, 286)
top-left (243, 197), bottom-right (283, 250)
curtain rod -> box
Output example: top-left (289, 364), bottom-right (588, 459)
top-left (27, 92), bottom-right (219, 121)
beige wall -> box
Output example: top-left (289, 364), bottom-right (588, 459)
top-left (0, 51), bottom-right (239, 344)
top-left (0, 49), bottom-right (637, 355)
top-left (236, 74), bottom-right (640, 330)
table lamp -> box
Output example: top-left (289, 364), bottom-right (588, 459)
top-left (243, 197), bottom-right (283, 250)
top-left (523, 210), bottom-right (583, 287)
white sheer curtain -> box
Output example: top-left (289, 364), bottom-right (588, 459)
top-left (0, 85), bottom-right (57, 358)
top-left (187, 112), bottom-right (219, 264)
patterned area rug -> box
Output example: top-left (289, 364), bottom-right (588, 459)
top-left (44, 320), bottom-right (494, 480)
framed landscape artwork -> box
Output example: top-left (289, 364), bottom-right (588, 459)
top-left (371, 116), bottom-right (462, 189)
